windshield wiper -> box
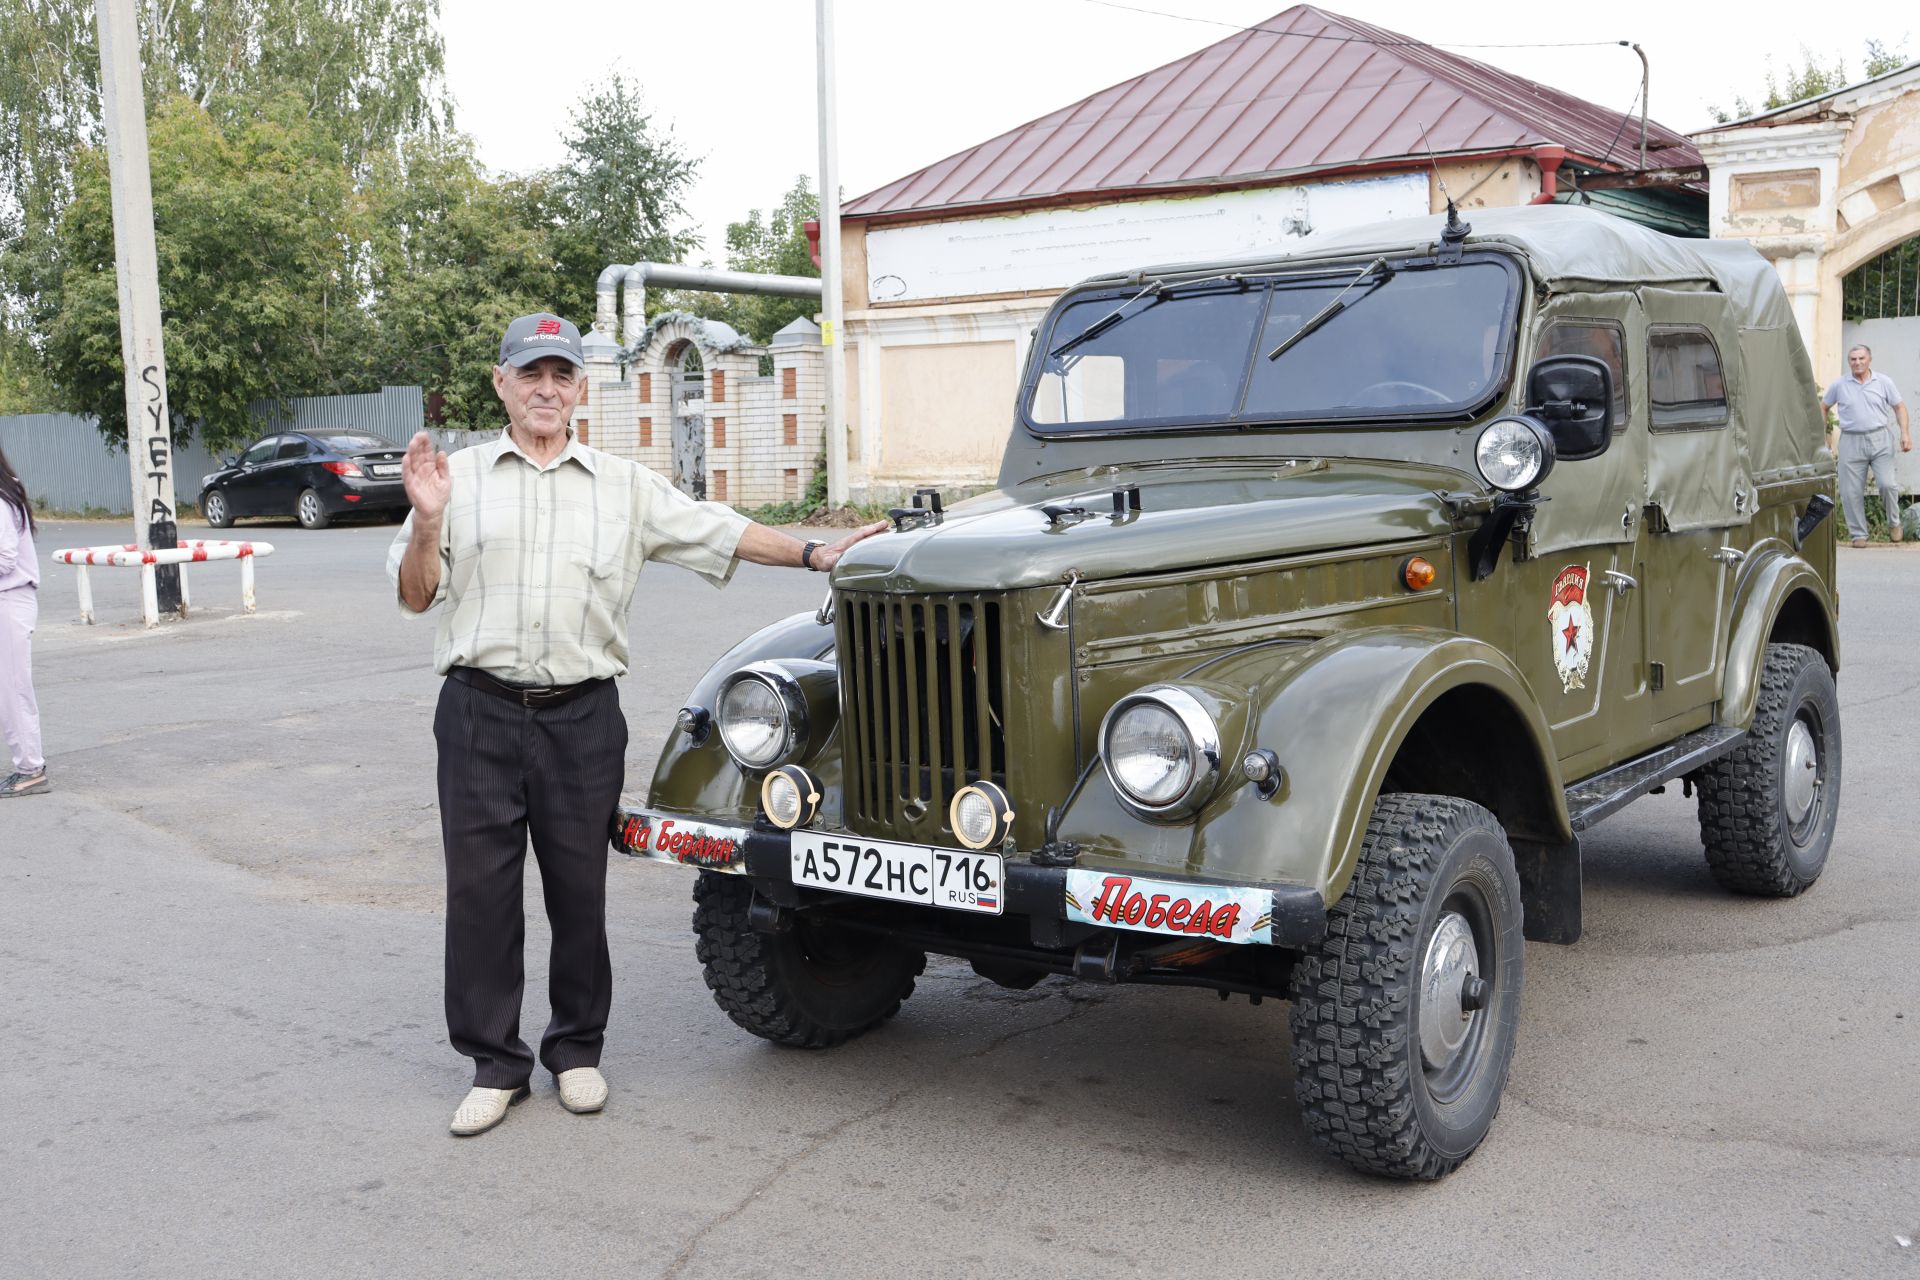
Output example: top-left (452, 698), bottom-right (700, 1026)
top-left (1264, 256), bottom-right (1393, 362)
top-left (1047, 272), bottom-right (1257, 362)
top-left (1048, 280), bottom-right (1162, 361)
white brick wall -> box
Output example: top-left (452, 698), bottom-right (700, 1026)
top-left (580, 320), bottom-right (825, 508)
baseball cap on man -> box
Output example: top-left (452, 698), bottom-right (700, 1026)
top-left (499, 313), bottom-right (585, 369)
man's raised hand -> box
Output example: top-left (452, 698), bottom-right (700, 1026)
top-left (403, 431), bottom-right (452, 520)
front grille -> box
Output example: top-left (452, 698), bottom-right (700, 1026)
top-left (837, 591), bottom-right (1007, 832)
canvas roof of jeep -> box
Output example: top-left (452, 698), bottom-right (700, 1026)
top-left (1096, 205), bottom-right (1792, 330)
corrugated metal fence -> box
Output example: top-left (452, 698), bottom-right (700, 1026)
top-left (0, 386), bottom-right (492, 516)
top-left (251, 385), bottom-right (424, 443)
top-left (0, 413), bottom-right (223, 515)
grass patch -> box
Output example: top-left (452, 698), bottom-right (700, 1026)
top-left (31, 498), bottom-right (204, 523)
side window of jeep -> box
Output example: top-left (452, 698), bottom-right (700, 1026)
top-left (1534, 320), bottom-right (1628, 432)
top-left (1648, 326), bottom-right (1729, 430)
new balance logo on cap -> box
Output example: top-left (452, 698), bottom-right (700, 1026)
top-left (499, 312), bottom-right (585, 369)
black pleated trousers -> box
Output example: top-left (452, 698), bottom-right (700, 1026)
top-left (433, 673), bottom-right (627, 1088)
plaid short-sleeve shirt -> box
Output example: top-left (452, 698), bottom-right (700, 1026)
top-left (386, 429), bottom-right (749, 685)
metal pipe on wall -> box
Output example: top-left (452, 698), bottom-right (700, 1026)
top-left (595, 264), bottom-right (630, 337)
top-left (609, 263), bottom-right (824, 353)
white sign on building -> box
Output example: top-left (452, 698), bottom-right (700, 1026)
top-left (864, 172), bottom-right (1431, 303)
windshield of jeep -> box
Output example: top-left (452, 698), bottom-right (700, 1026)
top-left (1026, 256), bottom-right (1519, 432)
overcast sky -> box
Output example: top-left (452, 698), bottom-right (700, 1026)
top-left (442, 0), bottom-right (1913, 264)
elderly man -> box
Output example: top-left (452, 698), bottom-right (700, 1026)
top-left (389, 312), bottom-right (883, 1136)
top-left (1823, 343), bottom-right (1912, 546)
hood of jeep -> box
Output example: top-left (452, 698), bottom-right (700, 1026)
top-left (831, 461), bottom-right (1460, 593)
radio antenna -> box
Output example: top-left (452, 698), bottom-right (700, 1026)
top-left (1416, 119), bottom-right (1452, 206)
top-left (1416, 119), bottom-right (1472, 250)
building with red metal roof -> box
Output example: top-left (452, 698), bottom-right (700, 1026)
top-left (847, 4), bottom-right (1699, 226)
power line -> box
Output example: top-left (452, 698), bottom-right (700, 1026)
top-left (1595, 84), bottom-right (1646, 167)
top-left (1077, 0), bottom-right (1631, 51)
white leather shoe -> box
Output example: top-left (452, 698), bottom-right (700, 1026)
top-left (556, 1067), bottom-right (607, 1114)
top-left (449, 1084), bottom-right (530, 1136)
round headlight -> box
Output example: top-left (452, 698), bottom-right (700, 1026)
top-left (1099, 686), bottom-right (1223, 818)
top-left (718, 676), bottom-right (791, 768)
top-left (714, 661), bottom-right (834, 771)
top-left (761, 765), bottom-right (822, 830)
top-left (949, 781), bottom-right (1014, 850)
top-left (1475, 416), bottom-right (1554, 492)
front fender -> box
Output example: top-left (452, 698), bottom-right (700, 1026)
top-left (1719, 542), bottom-right (1838, 730)
top-left (1058, 627), bottom-right (1569, 907)
top-left (647, 609), bottom-right (836, 821)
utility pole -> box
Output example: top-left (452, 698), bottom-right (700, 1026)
top-left (1631, 43), bottom-right (1649, 169)
top-left (816, 0), bottom-right (850, 507)
top-left (95, 0), bottom-right (181, 624)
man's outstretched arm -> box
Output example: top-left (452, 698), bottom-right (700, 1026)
top-left (735, 519), bottom-right (889, 574)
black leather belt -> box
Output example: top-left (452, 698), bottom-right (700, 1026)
top-left (451, 666), bottom-right (607, 710)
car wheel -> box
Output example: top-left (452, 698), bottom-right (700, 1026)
top-left (1289, 793), bottom-right (1524, 1180)
top-left (203, 491), bottom-right (232, 528)
top-left (1695, 642), bottom-right (1841, 896)
top-left (692, 872), bottom-right (925, 1048)
top-left (296, 488), bottom-right (330, 530)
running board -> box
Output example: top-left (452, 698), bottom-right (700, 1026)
top-left (1563, 726), bottom-right (1747, 832)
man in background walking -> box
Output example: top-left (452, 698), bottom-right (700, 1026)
top-left (1823, 343), bottom-right (1911, 546)
top-left (390, 312), bottom-right (883, 1137)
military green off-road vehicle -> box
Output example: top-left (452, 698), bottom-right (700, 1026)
top-left (613, 205), bottom-right (1842, 1180)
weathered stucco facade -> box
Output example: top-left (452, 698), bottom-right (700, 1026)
top-left (1695, 63), bottom-right (1920, 381)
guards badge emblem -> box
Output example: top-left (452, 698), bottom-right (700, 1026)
top-left (1548, 564), bottom-right (1595, 693)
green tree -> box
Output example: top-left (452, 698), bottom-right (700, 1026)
top-left (1863, 39), bottom-right (1910, 79)
top-left (43, 94), bottom-right (361, 453)
top-left (1711, 41), bottom-right (1910, 121)
top-left (0, 0), bottom-right (450, 369)
top-left (359, 136), bottom-right (559, 428)
top-left (541, 75), bottom-right (700, 328)
top-left (0, 318), bottom-right (55, 414)
top-left (709, 175), bottom-right (821, 343)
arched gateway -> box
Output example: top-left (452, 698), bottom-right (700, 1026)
top-left (571, 310), bottom-right (826, 505)
top-left (1695, 61), bottom-right (1920, 493)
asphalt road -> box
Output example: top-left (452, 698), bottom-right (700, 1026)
top-left (3, 516), bottom-right (1915, 1278)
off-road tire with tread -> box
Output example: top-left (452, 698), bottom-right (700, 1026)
top-left (1289, 793), bottom-right (1525, 1180)
top-left (693, 873), bottom-right (926, 1048)
top-left (1695, 642), bottom-right (1840, 896)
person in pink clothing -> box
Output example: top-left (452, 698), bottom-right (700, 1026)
top-left (0, 444), bottom-right (47, 798)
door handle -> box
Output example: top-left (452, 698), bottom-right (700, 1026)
top-left (1602, 570), bottom-right (1637, 595)
top-left (1708, 546), bottom-right (1746, 565)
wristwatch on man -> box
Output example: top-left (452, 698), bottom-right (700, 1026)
top-left (801, 540), bottom-right (825, 571)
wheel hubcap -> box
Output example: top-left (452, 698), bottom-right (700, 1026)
top-left (1784, 718), bottom-right (1819, 826)
top-left (1419, 911), bottom-right (1481, 1072)
top-left (301, 496), bottom-right (318, 522)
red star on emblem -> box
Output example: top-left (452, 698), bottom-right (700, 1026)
top-left (1562, 616), bottom-right (1580, 652)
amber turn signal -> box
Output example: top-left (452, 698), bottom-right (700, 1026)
top-left (1402, 556), bottom-right (1437, 591)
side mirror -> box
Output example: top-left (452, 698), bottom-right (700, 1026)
top-left (1527, 355), bottom-right (1613, 462)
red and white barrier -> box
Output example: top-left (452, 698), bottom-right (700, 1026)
top-left (50, 540), bottom-right (275, 626)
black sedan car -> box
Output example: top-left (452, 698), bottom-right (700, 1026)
top-left (199, 432), bottom-right (410, 529)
